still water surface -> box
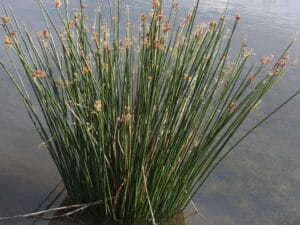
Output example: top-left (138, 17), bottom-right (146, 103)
top-left (0, 0), bottom-right (300, 224)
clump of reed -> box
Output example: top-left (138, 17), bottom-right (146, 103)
top-left (0, 0), bottom-right (296, 224)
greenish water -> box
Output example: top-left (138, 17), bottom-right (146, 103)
top-left (0, 0), bottom-right (300, 224)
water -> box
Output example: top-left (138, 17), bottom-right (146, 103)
top-left (0, 0), bottom-right (300, 224)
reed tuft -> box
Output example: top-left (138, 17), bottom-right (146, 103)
top-left (0, 0), bottom-right (298, 224)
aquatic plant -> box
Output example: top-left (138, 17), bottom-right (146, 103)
top-left (0, 0), bottom-right (298, 224)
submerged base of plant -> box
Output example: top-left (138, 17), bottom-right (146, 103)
top-left (0, 0), bottom-right (295, 224)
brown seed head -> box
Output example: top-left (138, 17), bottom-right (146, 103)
top-left (94, 100), bottom-right (102, 112)
top-left (153, 0), bottom-right (160, 8)
top-left (235, 13), bottom-right (241, 21)
top-left (91, 32), bottom-right (99, 41)
top-left (143, 38), bottom-right (150, 48)
top-left (162, 22), bottom-right (171, 33)
top-left (55, 0), bottom-right (62, 8)
top-left (32, 70), bottom-right (47, 79)
top-left (269, 69), bottom-right (280, 76)
top-left (73, 72), bottom-right (80, 82)
top-left (194, 24), bottom-right (207, 37)
top-left (248, 74), bottom-right (255, 82)
top-left (183, 74), bottom-right (191, 81)
top-left (277, 52), bottom-right (290, 67)
top-left (228, 101), bottom-right (237, 110)
top-left (1, 16), bottom-right (9, 26)
top-left (67, 19), bottom-right (75, 27)
top-left (282, 52), bottom-right (290, 61)
top-left (80, 3), bottom-right (88, 9)
top-left (119, 39), bottom-right (124, 46)
top-left (244, 48), bottom-right (256, 57)
top-left (172, 2), bottom-right (179, 9)
top-left (277, 60), bottom-right (286, 67)
top-left (56, 79), bottom-right (71, 88)
top-left (125, 38), bottom-right (133, 48)
top-left (209, 20), bottom-right (217, 29)
top-left (260, 54), bottom-right (274, 65)
top-left (140, 14), bottom-right (147, 22)
top-left (156, 11), bottom-right (164, 21)
top-left (9, 30), bottom-right (17, 37)
top-left (43, 30), bottom-right (51, 39)
top-left (154, 40), bottom-right (161, 50)
top-left (82, 66), bottom-right (91, 75)
top-left (184, 13), bottom-right (192, 24)
top-left (4, 35), bottom-right (13, 47)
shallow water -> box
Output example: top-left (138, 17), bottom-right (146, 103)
top-left (0, 0), bottom-right (300, 225)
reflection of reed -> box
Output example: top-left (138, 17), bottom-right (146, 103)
top-left (162, 213), bottom-right (186, 225)
top-left (30, 182), bottom-right (186, 225)
top-left (30, 181), bottom-right (66, 225)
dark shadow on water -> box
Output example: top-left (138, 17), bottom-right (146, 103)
top-left (47, 213), bottom-right (186, 225)
top-left (27, 182), bottom-right (186, 225)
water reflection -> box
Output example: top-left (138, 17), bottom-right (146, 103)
top-left (16, 182), bottom-right (187, 225)
top-left (46, 213), bottom-right (186, 225)
top-left (47, 212), bottom-right (186, 225)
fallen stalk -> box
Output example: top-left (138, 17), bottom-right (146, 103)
top-left (0, 199), bottom-right (104, 221)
